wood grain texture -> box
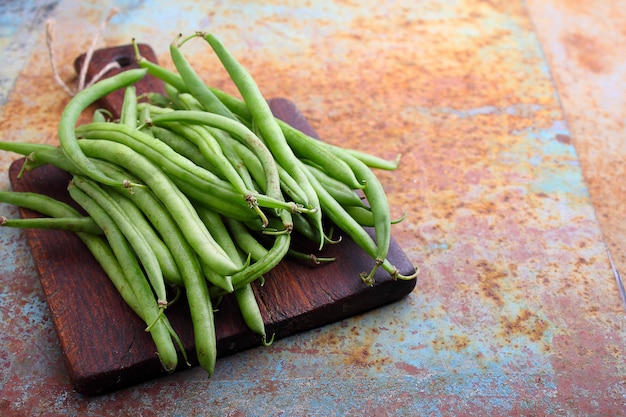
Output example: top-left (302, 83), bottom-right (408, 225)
top-left (8, 45), bottom-right (416, 396)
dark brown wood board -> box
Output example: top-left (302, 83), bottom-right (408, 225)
top-left (7, 45), bottom-right (417, 396)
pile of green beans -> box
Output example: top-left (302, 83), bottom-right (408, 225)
top-left (0, 32), bottom-right (417, 376)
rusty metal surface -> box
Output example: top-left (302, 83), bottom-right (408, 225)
top-left (1, 0), bottom-right (624, 415)
top-left (526, 0), bottom-right (626, 295)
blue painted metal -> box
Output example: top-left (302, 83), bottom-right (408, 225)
top-left (0, 0), bottom-right (624, 415)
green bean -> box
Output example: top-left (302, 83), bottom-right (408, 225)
top-left (345, 205), bottom-right (408, 228)
top-left (209, 86), bottom-right (251, 121)
top-left (341, 148), bottom-right (401, 171)
top-left (0, 215), bottom-right (102, 234)
top-left (202, 33), bottom-right (322, 241)
top-left (195, 206), bottom-right (243, 293)
top-left (81, 234), bottom-right (144, 318)
top-left (57, 68), bottom-right (147, 188)
top-left (138, 105), bottom-right (154, 136)
top-left (76, 139), bottom-right (242, 276)
top-left (137, 101), bottom-right (176, 117)
top-left (0, 141), bottom-right (57, 157)
top-left (303, 162), bottom-right (368, 209)
top-left (172, 177), bottom-right (258, 222)
top-left (290, 212), bottom-right (325, 244)
top-left (108, 189), bottom-right (183, 286)
top-left (231, 140), bottom-right (267, 192)
top-left (164, 82), bottom-right (186, 110)
top-left (133, 39), bottom-right (188, 93)
top-left (301, 162), bottom-right (393, 284)
top-left (68, 183), bottom-right (179, 372)
top-left (150, 111), bottom-right (281, 201)
top-left (333, 151), bottom-right (392, 273)
top-left (120, 86), bottom-right (138, 128)
top-left (76, 122), bottom-right (297, 221)
top-left (275, 164), bottom-right (309, 208)
top-left (195, 207), bottom-right (241, 265)
top-left (92, 108), bottom-right (111, 123)
top-left (96, 157), bottom-right (219, 374)
top-left (76, 122), bottom-right (232, 191)
top-left (234, 283), bottom-right (271, 344)
top-left (224, 217), bottom-right (268, 262)
top-left (0, 190), bottom-right (81, 218)
top-left (20, 145), bottom-right (84, 177)
top-left (199, 260), bottom-right (234, 293)
top-left (184, 262), bottom-right (217, 375)
top-left (150, 125), bottom-right (215, 171)
top-left (146, 91), bottom-right (172, 108)
top-left (171, 34), bottom-right (237, 120)
top-left (72, 175), bottom-right (169, 307)
top-left (0, 190), bottom-right (147, 316)
top-left (229, 232), bottom-right (291, 290)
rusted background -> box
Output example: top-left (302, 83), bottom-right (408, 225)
top-left (0, 0), bottom-right (624, 415)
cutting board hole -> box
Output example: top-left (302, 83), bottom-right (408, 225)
top-left (114, 55), bottom-right (133, 68)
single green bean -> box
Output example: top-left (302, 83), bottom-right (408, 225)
top-left (146, 92), bottom-right (172, 108)
top-left (341, 148), bottom-right (401, 171)
top-left (234, 283), bottom-right (270, 344)
top-left (185, 263), bottom-right (217, 375)
top-left (0, 215), bottom-right (102, 234)
top-left (120, 86), bottom-right (138, 128)
top-left (57, 68), bottom-right (147, 187)
top-left (0, 141), bottom-right (57, 156)
top-left (0, 190), bottom-right (81, 218)
top-left (92, 108), bottom-right (111, 123)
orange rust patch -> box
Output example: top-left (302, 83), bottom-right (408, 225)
top-left (499, 309), bottom-right (549, 343)
top-left (562, 32), bottom-right (609, 74)
top-left (431, 333), bottom-right (471, 353)
top-left (476, 260), bottom-right (508, 307)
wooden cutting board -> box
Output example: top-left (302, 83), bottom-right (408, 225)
top-left (7, 45), bottom-right (416, 396)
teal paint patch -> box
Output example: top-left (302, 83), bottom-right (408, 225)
top-left (510, 121), bottom-right (589, 197)
top-left (0, 0), bottom-right (60, 110)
